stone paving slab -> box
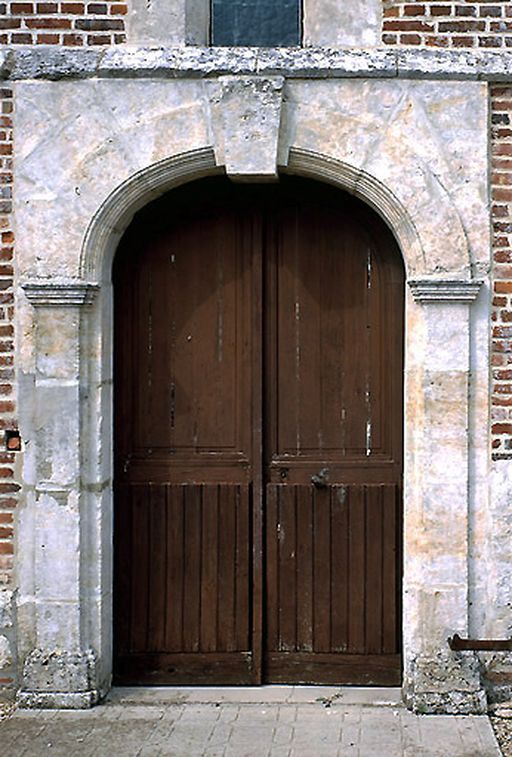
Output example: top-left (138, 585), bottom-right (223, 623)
top-left (109, 686), bottom-right (403, 706)
top-left (0, 688), bottom-right (502, 757)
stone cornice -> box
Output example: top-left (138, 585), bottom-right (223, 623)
top-left (22, 280), bottom-right (99, 307)
top-left (408, 278), bottom-right (483, 303)
top-left (2, 46), bottom-right (512, 82)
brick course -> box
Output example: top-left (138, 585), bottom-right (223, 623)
top-left (0, 0), bottom-right (126, 45)
top-left (382, 1), bottom-right (512, 47)
top-left (491, 84), bottom-right (512, 459)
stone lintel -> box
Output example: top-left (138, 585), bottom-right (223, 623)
top-left (408, 279), bottom-right (483, 304)
top-left (4, 46), bottom-right (512, 82)
top-left (22, 280), bottom-right (99, 308)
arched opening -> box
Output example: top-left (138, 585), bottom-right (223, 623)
top-left (112, 174), bottom-right (405, 686)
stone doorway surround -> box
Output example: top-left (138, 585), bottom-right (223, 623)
top-left (13, 73), bottom-right (490, 712)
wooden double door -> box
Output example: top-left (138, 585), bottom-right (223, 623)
top-left (113, 176), bottom-right (404, 686)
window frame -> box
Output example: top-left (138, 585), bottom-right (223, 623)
top-left (209, 0), bottom-right (303, 48)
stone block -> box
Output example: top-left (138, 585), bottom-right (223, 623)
top-left (208, 76), bottom-right (284, 180)
top-left (480, 652), bottom-right (512, 705)
top-left (0, 590), bottom-right (14, 629)
top-left (406, 652), bottom-right (487, 714)
top-left (0, 635), bottom-right (12, 669)
top-left (10, 48), bottom-right (100, 81)
top-left (125, 0), bottom-right (186, 46)
top-left (16, 690), bottom-right (97, 709)
top-left (21, 649), bottom-right (95, 692)
top-left (303, 0), bottom-right (381, 48)
top-left (18, 648), bottom-right (99, 708)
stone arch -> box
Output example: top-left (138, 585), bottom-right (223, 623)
top-left (284, 147), bottom-right (425, 277)
top-left (80, 147), bottom-right (221, 281)
top-left (80, 146), bottom-right (438, 283)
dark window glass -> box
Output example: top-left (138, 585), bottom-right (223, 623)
top-left (211, 0), bottom-right (301, 47)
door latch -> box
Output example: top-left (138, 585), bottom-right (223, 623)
top-left (311, 467), bottom-right (330, 488)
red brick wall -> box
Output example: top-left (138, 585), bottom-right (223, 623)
top-left (491, 84), bottom-right (512, 460)
top-left (0, 87), bottom-right (17, 589)
top-left (382, 1), bottom-right (512, 47)
top-left (1, 1), bottom-right (127, 45)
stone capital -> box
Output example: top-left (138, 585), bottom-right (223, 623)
top-left (22, 280), bottom-right (99, 308)
top-left (408, 278), bottom-right (483, 303)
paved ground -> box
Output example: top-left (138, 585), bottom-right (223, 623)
top-left (0, 687), bottom-right (502, 756)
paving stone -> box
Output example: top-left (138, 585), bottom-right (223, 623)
top-left (0, 693), bottom-right (502, 757)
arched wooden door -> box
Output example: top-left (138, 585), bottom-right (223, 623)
top-left (113, 176), bottom-right (404, 686)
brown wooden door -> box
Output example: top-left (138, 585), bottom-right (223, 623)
top-left (113, 176), bottom-right (404, 686)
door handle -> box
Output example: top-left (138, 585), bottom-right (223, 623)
top-left (311, 467), bottom-right (330, 488)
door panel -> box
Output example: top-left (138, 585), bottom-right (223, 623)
top-left (114, 483), bottom-right (252, 684)
top-left (114, 186), bottom-right (259, 684)
top-left (265, 195), bottom-right (403, 486)
top-left (264, 484), bottom-right (401, 684)
top-left (113, 176), bottom-right (404, 686)
top-left (114, 199), bottom-right (254, 483)
top-left (263, 185), bottom-right (403, 683)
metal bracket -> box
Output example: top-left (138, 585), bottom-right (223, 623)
top-left (448, 633), bottom-right (512, 652)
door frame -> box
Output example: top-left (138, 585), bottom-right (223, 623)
top-left (18, 146), bottom-right (483, 707)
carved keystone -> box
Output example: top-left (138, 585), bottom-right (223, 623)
top-left (208, 76), bottom-right (284, 181)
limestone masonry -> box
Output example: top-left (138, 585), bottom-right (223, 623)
top-left (0, 0), bottom-right (511, 714)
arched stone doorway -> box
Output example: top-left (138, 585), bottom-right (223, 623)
top-left (17, 148), bottom-right (485, 712)
top-left (112, 175), bottom-right (405, 686)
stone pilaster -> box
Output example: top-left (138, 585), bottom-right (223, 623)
top-left (404, 278), bottom-right (487, 714)
top-left (17, 281), bottom-right (100, 709)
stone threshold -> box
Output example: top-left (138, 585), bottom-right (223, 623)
top-left (2, 46), bottom-right (512, 82)
top-left (106, 686), bottom-right (403, 707)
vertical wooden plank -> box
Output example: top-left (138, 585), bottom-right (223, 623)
top-left (235, 485), bottom-right (251, 651)
top-left (183, 485), bottom-right (201, 653)
top-left (278, 485), bottom-right (297, 651)
top-left (130, 483), bottom-right (149, 653)
top-left (348, 485), bottom-right (366, 654)
top-left (265, 484), bottom-right (279, 652)
top-left (382, 485), bottom-right (399, 654)
top-left (340, 228), bottom-right (367, 455)
top-left (166, 484), bottom-right (184, 652)
top-left (313, 486), bottom-right (331, 653)
top-left (113, 250), bottom-right (134, 467)
top-left (114, 483), bottom-right (132, 656)
top-left (330, 485), bottom-right (349, 653)
top-left (137, 250), bottom-right (154, 451)
top-left (296, 485), bottom-right (313, 651)
top-left (147, 484), bottom-right (167, 651)
top-left (200, 484), bottom-right (219, 652)
top-left (217, 483), bottom-right (236, 651)
top-left (365, 486), bottom-right (384, 654)
top-left (251, 207), bottom-right (264, 682)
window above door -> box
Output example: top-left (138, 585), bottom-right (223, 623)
top-left (128, 0), bottom-right (381, 49)
top-left (210, 0), bottom-right (302, 47)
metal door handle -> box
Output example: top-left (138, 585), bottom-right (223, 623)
top-left (311, 467), bottom-right (329, 488)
